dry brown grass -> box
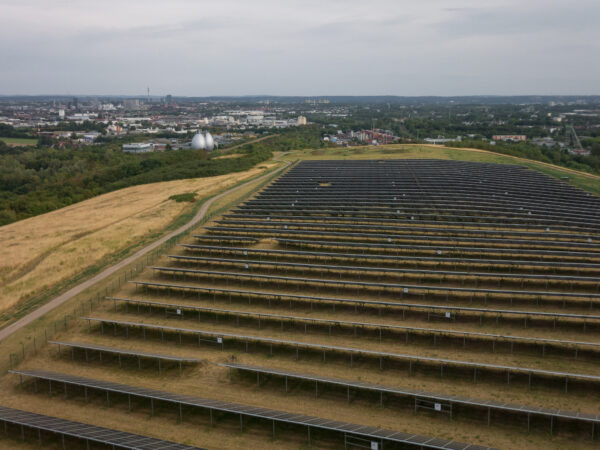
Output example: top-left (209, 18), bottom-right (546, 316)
top-left (213, 153), bottom-right (244, 160)
top-left (0, 164), bottom-right (276, 317)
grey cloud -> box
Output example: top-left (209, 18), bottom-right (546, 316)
top-left (433, 4), bottom-right (600, 38)
top-left (0, 0), bottom-right (598, 95)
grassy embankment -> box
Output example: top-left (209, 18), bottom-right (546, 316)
top-left (0, 159), bottom-right (287, 378)
top-left (0, 161), bottom-right (280, 330)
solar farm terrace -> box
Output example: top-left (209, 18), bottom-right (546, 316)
top-left (3, 159), bottom-right (600, 450)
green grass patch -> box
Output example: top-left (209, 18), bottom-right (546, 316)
top-left (0, 137), bottom-right (37, 145)
top-left (169, 192), bottom-right (197, 203)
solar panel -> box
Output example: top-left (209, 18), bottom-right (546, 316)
top-left (151, 266), bottom-right (600, 301)
top-left (49, 341), bottom-right (200, 363)
top-left (108, 296), bottom-right (600, 352)
top-left (233, 205), bottom-right (600, 228)
top-left (167, 254), bottom-right (600, 284)
top-left (80, 317), bottom-right (600, 385)
top-left (201, 227), bottom-right (600, 256)
top-left (206, 223), bottom-right (598, 250)
top-left (229, 209), bottom-right (600, 234)
top-left (222, 362), bottom-right (600, 425)
top-left (131, 280), bottom-right (600, 322)
top-left (274, 238), bottom-right (600, 260)
top-left (9, 369), bottom-right (496, 450)
top-left (218, 217), bottom-right (597, 241)
top-left (0, 405), bottom-right (201, 449)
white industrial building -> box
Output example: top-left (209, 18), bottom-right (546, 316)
top-left (122, 142), bottom-right (153, 153)
top-left (191, 131), bottom-right (215, 151)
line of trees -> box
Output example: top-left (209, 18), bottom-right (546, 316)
top-left (0, 124), bottom-right (31, 139)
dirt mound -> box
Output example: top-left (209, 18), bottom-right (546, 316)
top-left (253, 238), bottom-right (279, 249)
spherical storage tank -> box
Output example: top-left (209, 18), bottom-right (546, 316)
top-left (191, 132), bottom-right (206, 150)
top-left (205, 132), bottom-right (214, 151)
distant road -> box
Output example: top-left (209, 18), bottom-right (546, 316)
top-left (226, 133), bottom-right (280, 151)
top-left (0, 162), bottom-right (289, 342)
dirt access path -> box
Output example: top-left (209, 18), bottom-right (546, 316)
top-left (226, 133), bottom-right (279, 151)
top-left (0, 162), bottom-right (290, 342)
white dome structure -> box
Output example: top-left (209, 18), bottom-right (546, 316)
top-left (191, 132), bottom-right (206, 150)
top-left (205, 132), bottom-right (214, 151)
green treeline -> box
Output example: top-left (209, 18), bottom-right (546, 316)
top-left (237, 126), bottom-right (323, 152)
top-left (0, 124), bottom-right (31, 139)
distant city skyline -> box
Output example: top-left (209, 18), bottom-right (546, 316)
top-left (1, 0), bottom-right (599, 96)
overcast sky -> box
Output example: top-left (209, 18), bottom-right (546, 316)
top-left (1, 0), bottom-right (599, 96)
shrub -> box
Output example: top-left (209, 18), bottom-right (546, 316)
top-left (169, 193), bottom-right (197, 203)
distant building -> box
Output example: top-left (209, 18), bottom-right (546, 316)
top-left (532, 137), bottom-right (557, 147)
top-left (492, 135), bottom-right (527, 142)
top-left (83, 132), bottom-right (100, 143)
top-left (123, 99), bottom-right (141, 110)
top-left (122, 142), bottom-right (152, 153)
top-left (424, 137), bottom-right (461, 145)
top-left (568, 148), bottom-right (591, 156)
top-left (297, 116), bottom-right (307, 126)
top-left (355, 129), bottom-right (398, 145)
top-left (67, 113), bottom-right (94, 122)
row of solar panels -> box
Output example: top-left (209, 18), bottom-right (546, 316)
top-left (224, 362), bottom-right (600, 424)
top-left (202, 227), bottom-right (600, 255)
top-left (246, 184), bottom-right (600, 209)
top-left (168, 254), bottom-right (600, 285)
top-left (240, 199), bottom-right (600, 221)
top-left (229, 210), bottom-right (600, 234)
top-left (107, 295), bottom-right (600, 354)
top-left (0, 405), bottom-right (201, 450)
top-left (151, 266), bottom-right (600, 302)
top-left (131, 280), bottom-right (600, 325)
top-left (179, 243), bottom-right (600, 271)
top-left (217, 218), bottom-right (599, 241)
top-left (272, 237), bottom-right (600, 263)
top-left (210, 223), bottom-right (600, 251)
top-left (224, 212), bottom-right (600, 234)
top-left (81, 317), bottom-right (600, 388)
top-left (268, 175), bottom-right (584, 194)
top-left (234, 206), bottom-right (600, 229)
top-left (8, 370), bottom-right (491, 450)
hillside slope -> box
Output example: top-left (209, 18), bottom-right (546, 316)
top-left (0, 162), bottom-right (276, 322)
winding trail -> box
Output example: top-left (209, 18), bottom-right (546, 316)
top-left (0, 161), bottom-right (290, 342)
